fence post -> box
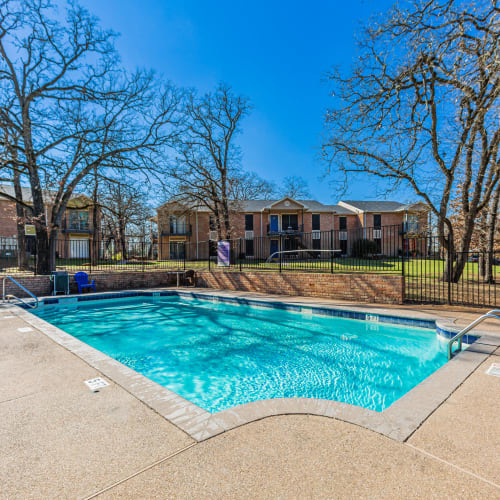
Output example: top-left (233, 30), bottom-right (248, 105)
top-left (208, 242), bottom-right (211, 271)
top-left (447, 236), bottom-right (452, 305)
top-left (142, 240), bottom-right (145, 272)
top-left (401, 223), bottom-right (405, 277)
top-left (34, 237), bottom-right (38, 276)
top-left (330, 229), bottom-right (334, 273)
top-left (89, 238), bottom-right (92, 275)
top-left (279, 235), bottom-right (282, 273)
top-left (239, 238), bottom-right (242, 272)
top-left (183, 242), bottom-right (186, 270)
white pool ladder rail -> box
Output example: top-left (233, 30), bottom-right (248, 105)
top-left (2, 275), bottom-right (39, 309)
top-left (447, 309), bottom-right (500, 360)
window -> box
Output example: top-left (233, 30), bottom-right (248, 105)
top-left (209, 215), bottom-right (216, 230)
top-left (373, 214), bottom-right (381, 229)
top-left (169, 215), bottom-right (186, 234)
top-left (245, 214), bottom-right (254, 231)
top-left (340, 239), bottom-right (348, 255)
top-left (245, 238), bottom-right (254, 256)
top-left (68, 210), bottom-right (89, 231)
top-left (312, 214), bottom-right (320, 231)
top-left (281, 214), bottom-right (298, 230)
top-left (312, 238), bottom-right (321, 250)
top-left (339, 216), bottom-right (347, 230)
top-left (405, 214), bottom-right (419, 233)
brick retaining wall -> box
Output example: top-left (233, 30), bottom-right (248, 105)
top-left (1, 271), bottom-right (176, 298)
top-left (195, 271), bottom-right (404, 304)
top-left (2, 270), bottom-right (404, 304)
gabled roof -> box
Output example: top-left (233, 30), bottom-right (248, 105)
top-left (338, 200), bottom-right (428, 213)
top-left (0, 184), bottom-right (89, 205)
top-left (266, 197), bottom-right (309, 210)
top-left (158, 198), bottom-right (355, 214)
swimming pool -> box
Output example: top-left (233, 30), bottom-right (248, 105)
top-left (32, 293), bottom-right (458, 413)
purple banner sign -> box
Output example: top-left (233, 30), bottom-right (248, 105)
top-left (217, 240), bottom-right (230, 267)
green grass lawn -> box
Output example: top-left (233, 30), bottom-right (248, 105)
top-left (2, 256), bottom-right (498, 280)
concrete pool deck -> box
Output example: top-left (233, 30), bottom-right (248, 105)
top-left (1, 289), bottom-right (499, 498)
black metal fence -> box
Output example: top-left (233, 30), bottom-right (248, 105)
top-left (402, 232), bottom-right (500, 307)
top-left (1, 226), bottom-right (498, 307)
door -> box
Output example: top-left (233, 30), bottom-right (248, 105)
top-left (270, 239), bottom-right (279, 259)
top-left (70, 238), bottom-right (89, 259)
top-left (169, 242), bottom-right (185, 260)
top-left (270, 214), bottom-right (279, 232)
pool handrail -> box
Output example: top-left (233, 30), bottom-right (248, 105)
top-left (447, 309), bottom-right (500, 359)
top-left (265, 248), bottom-right (342, 263)
top-left (2, 275), bottom-right (39, 309)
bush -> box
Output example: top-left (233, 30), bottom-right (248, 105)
top-left (351, 238), bottom-right (379, 258)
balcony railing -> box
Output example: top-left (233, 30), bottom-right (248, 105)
top-left (267, 224), bottom-right (304, 235)
top-left (64, 220), bottom-right (90, 232)
top-left (162, 223), bottom-right (192, 236)
top-left (401, 221), bottom-right (421, 234)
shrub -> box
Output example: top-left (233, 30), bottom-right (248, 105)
top-left (351, 238), bottom-right (379, 258)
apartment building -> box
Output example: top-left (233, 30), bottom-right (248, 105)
top-left (0, 185), bottom-right (99, 258)
top-left (156, 197), bottom-right (429, 259)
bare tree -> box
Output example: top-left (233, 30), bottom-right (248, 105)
top-left (322, 0), bottom-right (500, 282)
top-left (229, 171), bottom-right (276, 200)
top-left (279, 175), bottom-right (311, 199)
top-left (169, 83), bottom-right (251, 239)
top-left (99, 180), bottom-right (152, 260)
top-left (0, 0), bottom-right (181, 273)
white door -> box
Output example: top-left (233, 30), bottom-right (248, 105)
top-left (70, 238), bottom-right (89, 259)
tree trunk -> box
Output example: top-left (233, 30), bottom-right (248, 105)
top-left (450, 212), bottom-right (477, 283)
top-left (48, 231), bottom-right (58, 272)
top-left (484, 183), bottom-right (500, 283)
top-left (22, 107), bottom-right (52, 274)
top-left (12, 162), bottom-right (28, 270)
top-left (91, 172), bottom-right (99, 266)
top-left (119, 220), bottom-right (127, 261)
top-left (440, 219), bottom-right (454, 282)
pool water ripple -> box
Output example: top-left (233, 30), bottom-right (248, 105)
top-left (34, 296), bottom-right (450, 413)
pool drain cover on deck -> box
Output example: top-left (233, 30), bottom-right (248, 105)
top-left (85, 377), bottom-right (109, 391)
top-left (485, 363), bottom-right (500, 377)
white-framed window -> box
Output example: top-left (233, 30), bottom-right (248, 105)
top-left (68, 210), bottom-right (89, 231)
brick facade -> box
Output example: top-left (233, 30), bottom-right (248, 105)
top-left (0, 199), bottom-right (17, 238)
top-left (195, 271), bottom-right (404, 304)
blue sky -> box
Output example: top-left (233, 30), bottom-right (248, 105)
top-left (82, 0), bottom-right (413, 204)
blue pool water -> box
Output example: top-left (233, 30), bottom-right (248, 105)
top-left (34, 295), bottom-right (450, 412)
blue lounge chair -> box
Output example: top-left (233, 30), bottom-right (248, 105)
top-left (74, 272), bottom-right (96, 294)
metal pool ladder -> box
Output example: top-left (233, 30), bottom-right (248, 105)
top-left (2, 275), bottom-right (39, 309)
top-left (447, 309), bottom-right (500, 360)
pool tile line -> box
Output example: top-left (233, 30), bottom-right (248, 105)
top-left (31, 288), bottom-right (446, 332)
top-left (6, 289), bottom-right (499, 443)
